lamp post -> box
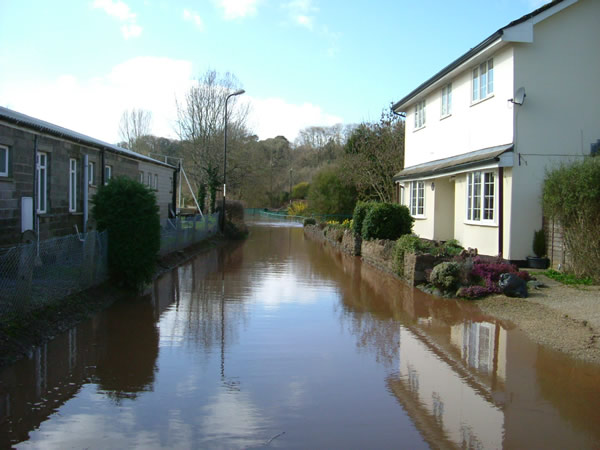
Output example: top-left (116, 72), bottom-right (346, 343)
top-left (221, 89), bottom-right (245, 232)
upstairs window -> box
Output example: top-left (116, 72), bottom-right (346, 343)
top-left (467, 170), bottom-right (496, 222)
top-left (0, 145), bottom-right (8, 177)
top-left (69, 158), bottom-right (78, 212)
top-left (472, 58), bottom-right (494, 102)
top-left (414, 100), bottom-right (426, 129)
top-left (410, 181), bottom-right (425, 217)
top-left (441, 83), bottom-right (452, 117)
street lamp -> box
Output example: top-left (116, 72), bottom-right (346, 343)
top-left (221, 88), bottom-right (245, 232)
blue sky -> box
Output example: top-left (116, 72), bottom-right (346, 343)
top-left (0, 0), bottom-right (549, 143)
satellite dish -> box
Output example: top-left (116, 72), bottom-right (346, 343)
top-left (513, 87), bottom-right (526, 105)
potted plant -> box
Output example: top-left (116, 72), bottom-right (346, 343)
top-left (527, 229), bottom-right (550, 269)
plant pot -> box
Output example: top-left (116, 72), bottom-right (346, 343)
top-left (527, 256), bottom-right (549, 269)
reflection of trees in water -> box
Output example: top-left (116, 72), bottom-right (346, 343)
top-left (94, 297), bottom-right (159, 403)
top-left (342, 311), bottom-right (400, 367)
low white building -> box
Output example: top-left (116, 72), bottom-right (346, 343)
top-left (392, 0), bottom-right (600, 261)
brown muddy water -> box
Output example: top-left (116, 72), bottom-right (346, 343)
top-left (1, 219), bottom-right (600, 449)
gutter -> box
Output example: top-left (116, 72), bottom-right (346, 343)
top-left (391, 30), bottom-right (503, 112)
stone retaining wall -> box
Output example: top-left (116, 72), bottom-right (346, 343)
top-left (303, 225), bottom-right (442, 285)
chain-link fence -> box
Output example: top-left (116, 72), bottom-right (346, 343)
top-left (0, 214), bottom-right (220, 319)
top-left (0, 231), bottom-right (108, 317)
top-left (159, 213), bottom-right (220, 256)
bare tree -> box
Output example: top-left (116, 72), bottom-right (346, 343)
top-left (119, 109), bottom-right (153, 153)
top-left (175, 70), bottom-right (250, 212)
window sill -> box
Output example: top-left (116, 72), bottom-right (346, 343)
top-left (412, 215), bottom-right (427, 220)
top-left (413, 125), bottom-right (426, 132)
top-left (0, 176), bottom-right (14, 182)
top-left (440, 113), bottom-right (452, 121)
top-left (470, 93), bottom-right (495, 107)
top-left (464, 220), bottom-right (497, 228)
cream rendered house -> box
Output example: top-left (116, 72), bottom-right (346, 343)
top-left (392, 0), bottom-right (600, 261)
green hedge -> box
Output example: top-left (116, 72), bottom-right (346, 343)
top-left (361, 202), bottom-right (413, 240)
top-left (92, 177), bottom-right (160, 291)
top-left (351, 201), bottom-right (375, 235)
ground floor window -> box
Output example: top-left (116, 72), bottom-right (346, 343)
top-left (467, 170), bottom-right (495, 222)
top-left (410, 180), bottom-right (425, 217)
top-left (37, 152), bottom-right (48, 213)
top-left (0, 145), bottom-right (9, 177)
top-left (69, 158), bottom-right (77, 212)
top-left (88, 161), bottom-right (95, 185)
top-left (105, 165), bottom-right (112, 184)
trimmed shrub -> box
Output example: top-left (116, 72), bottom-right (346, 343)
top-left (291, 181), bottom-right (310, 199)
top-left (92, 177), bottom-right (160, 291)
top-left (303, 217), bottom-right (316, 226)
top-left (225, 200), bottom-right (245, 222)
top-left (430, 262), bottom-right (461, 292)
top-left (361, 203), bottom-right (413, 241)
top-left (351, 201), bottom-right (374, 235)
top-left (439, 239), bottom-right (463, 257)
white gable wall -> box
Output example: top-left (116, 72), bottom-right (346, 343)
top-left (508, 0), bottom-right (600, 260)
top-left (404, 45), bottom-right (515, 169)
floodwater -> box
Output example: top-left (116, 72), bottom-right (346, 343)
top-left (1, 219), bottom-right (600, 449)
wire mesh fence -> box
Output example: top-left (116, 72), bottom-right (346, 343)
top-left (159, 213), bottom-right (220, 256)
top-left (0, 214), bottom-right (220, 320)
top-left (0, 231), bottom-right (109, 317)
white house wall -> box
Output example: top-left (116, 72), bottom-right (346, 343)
top-left (404, 46), bottom-right (515, 168)
top-left (509, 0), bottom-right (600, 260)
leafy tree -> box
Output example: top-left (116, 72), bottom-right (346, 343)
top-left (292, 181), bottom-right (310, 199)
top-left (343, 108), bottom-right (405, 202)
top-left (307, 166), bottom-right (357, 215)
top-left (92, 177), bottom-right (160, 291)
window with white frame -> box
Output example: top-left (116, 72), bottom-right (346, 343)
top-left (467, 170), bottom-right (495, 222)
top-left (154, 174), bottom-right (158, 190)
top-left (0, 145), bottom-right (8, 177)
top-left (104, 165), bottom-right (112, 185)
top-left (441, 83), bottom-right (452, 117)
top-left (139, 171), bottom-right (144, 183)
top-left (147, 172), bottom-right (152, 186)
top-left (414, 100), bottom-right (426, 129)
top-left (410, 181), bottom-right (425, 217)
top-left (88, 161), bottom-right (95, 185)
top-left (472, 58), bottom-right (494, 102)
top-left (69, 158), bottom-right (78, 212)
top-left (37, 152), bottom-right (48, 213)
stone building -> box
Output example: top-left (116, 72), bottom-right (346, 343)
top-left (0, 107), bottom-right (178, 247)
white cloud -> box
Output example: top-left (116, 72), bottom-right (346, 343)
top-left (0, 57), bottom-right (194, 144)
top-left (121, 23), bottom-right (143, 38)
top-left (93, 0), bottom-right (143, 39)
top-left (246, 96), bottom-right (343, 142)
top-left (0, 57), bottom-right (342, 145)
top-left (183, 8), bottom-right (204, 30)
top-left (285, 0), bottom-right (318, 30)
top-left (213, 0), bottom-right (260, 20)
top-left (93, 0), bottom-right (135, 20)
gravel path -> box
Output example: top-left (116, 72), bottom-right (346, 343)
top-left (477, 273), bottom-right (600, 364)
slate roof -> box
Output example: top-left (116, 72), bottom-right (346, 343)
top-left (0, 106), bottom-right (175, 168)
top-left (393, 144), bottom-right (513, 181)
